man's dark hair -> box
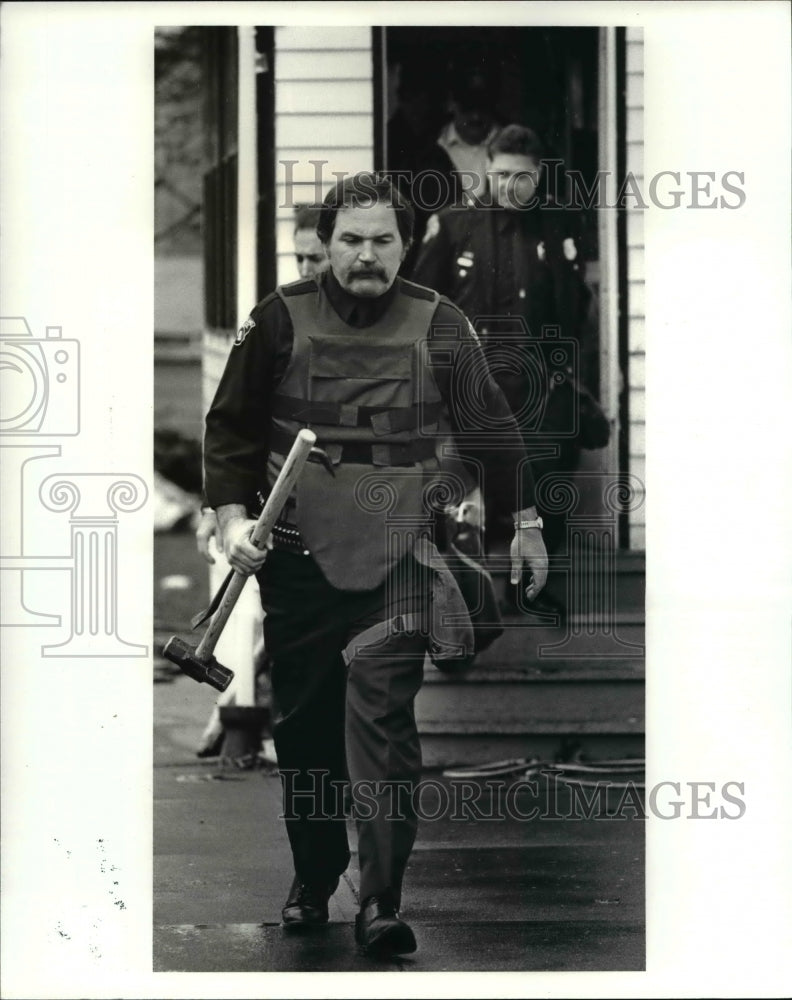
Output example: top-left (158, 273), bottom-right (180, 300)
top-left (293, 204), bottom-right (321, 233)
top-left (317, 172), bottom-right (415, 248)
top-left (488, 124), bottom-right (545, 161)
top-left (448, 64), bottom-right (498, 112)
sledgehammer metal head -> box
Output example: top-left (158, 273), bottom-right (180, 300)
top-left (163, 636), bottom-right (234, 692)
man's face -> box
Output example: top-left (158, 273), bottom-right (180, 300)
top-left (488, 153), bottom-right (542, 210)
top-left (453, 105), bottom-right (495, 147)
top-left (294, 228), bottom-right (328, 279)
top-left (326, 201), bottom-right (407, 298)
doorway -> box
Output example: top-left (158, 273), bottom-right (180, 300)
top-left (376, 26), bottom-right (623, 542)
top-left (378, 26), bottom-right (602, 393)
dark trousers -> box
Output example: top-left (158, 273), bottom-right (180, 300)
top-left (257, 549), bottom-right (429, 908)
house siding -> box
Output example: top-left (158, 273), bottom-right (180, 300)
top-left (273, 26), bottom-right (374, 285)
top-left (625, 28), bottom-right (645, 550)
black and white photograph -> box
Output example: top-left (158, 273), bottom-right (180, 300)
top-left (1, 2), bottom-right (791, 998)
top-left (152, 20), bottom-right (648, 974)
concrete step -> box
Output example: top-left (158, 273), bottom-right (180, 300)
top-left (418, 732), bottom-right (645, 770)
top-left (472, 619), bottom-right (645, 664)
top-left (423, 656), bottom-right (644, 684)
top-left (417, 614), bottom-right (645, 768)
top-left (415, 675), bottom-right (643, 729)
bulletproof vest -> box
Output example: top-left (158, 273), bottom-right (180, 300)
top-left (268, 277), bottom-right (452, 591)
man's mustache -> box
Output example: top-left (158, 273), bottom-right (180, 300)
top-left (351, 268), bottom-right (387, 279)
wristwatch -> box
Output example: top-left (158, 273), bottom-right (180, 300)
top-left (514, 517), bottom-right (544, 530)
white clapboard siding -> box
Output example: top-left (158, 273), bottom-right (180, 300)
top-left (274, 26), bottom-right (374, 285)
top-left (625, 27), bottom-right (645, 550)
top-left (276, 80), bottom-right (372, 115)
top-left (276, 48), bottom-right (372, 81)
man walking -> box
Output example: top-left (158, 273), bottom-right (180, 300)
top-left (203, 173), bottom-right (548, 956)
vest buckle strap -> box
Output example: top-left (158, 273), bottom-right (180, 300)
top-left (371, 443), bottom-right (391, 466)
top-left (339, 403), bottom-right (359, 427)
top-left (272, 393), bottom-right (443, 434)
top-left (270, 431), bottom-right (436, 467)
top-left (370, 401), bottom-right (444, 436)
top-left (370, 410), bottom-right (393, 435)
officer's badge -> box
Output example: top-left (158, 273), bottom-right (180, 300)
top-left (423, 213), bottom-right (441, 244)
top-left (563, 237), bottom-right (578, 261)
top-left (456, 250), bottom-right (474, 278)
top-left (234, 316), bottom-right (255, 346)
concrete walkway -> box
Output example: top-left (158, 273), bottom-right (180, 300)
top-left (154, 670), bottom-right (644, 973)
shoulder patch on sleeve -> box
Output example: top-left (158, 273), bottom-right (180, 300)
top-left (234, 316), bottom-right (256, 347)
top-left (432, 299), bottom-right (481, 346)
top-left (422, 213), bottom-right (441, 244)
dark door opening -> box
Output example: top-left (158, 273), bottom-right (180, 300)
top-left (381, 28), bottom-right (599, 255)
top-left (377, 26), bottom-right (601, 392)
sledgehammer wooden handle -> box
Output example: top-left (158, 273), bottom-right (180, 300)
top-left (195, 428), bottom-right (317, 662)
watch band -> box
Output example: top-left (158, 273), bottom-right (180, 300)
top-left (514, 516), bottom-right (544, 530)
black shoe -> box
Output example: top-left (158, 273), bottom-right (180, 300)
top-left (354, 893), bottom-right (417, 955)
top-left (281, 875), bottom-right (339, 930)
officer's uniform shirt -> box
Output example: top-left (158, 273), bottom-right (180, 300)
top-left (411, 199), bottom-right (583, 339)
top-left (204, 269), bottom-right (536, 518)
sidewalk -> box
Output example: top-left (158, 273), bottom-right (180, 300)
top-left (154, 670), bottom-right (645, 973)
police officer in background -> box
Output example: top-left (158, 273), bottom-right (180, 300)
top-left (292, 204), bottom-right (328, 280)
top-left (203, 174), bottom-right (548, 956)
top-left (412, 124), bottom-right (601, 571)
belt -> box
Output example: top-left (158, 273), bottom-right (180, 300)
top-left (270, 519), bottom-right (309, 554)
top-left (255, 491), bottom-right (299, 525)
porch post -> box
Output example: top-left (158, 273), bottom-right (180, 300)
top-left (597, 27), bottom-right (621, 480)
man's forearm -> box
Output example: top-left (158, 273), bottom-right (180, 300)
top-left (215, 503), bottom-right (250, 537)
top-left (512, 504), bottom-right (539, 522)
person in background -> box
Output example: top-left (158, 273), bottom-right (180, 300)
top-left (194, 206), bottom-right (329, 757)
top-left (432, 66), bottom-right (502, 204)
top-left (397, 65), bottom-right (502, 272)
top-left (412, 125), bottom-right (605, 611)
top-left (292, 205), bottom-right (328, 279)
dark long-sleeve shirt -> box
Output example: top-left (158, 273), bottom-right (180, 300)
top-left (411, 200), bottom-right (588, 340)
top-left (204, 269), bottom-right (536, 514)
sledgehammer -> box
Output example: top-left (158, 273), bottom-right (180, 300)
top-left (163, 428), bottom-right (317, 692)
